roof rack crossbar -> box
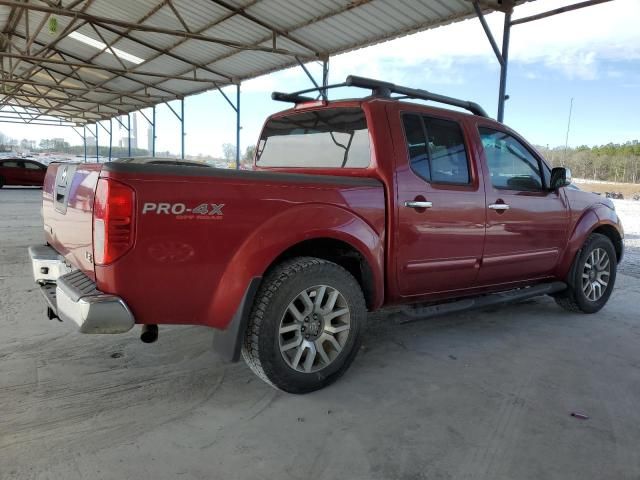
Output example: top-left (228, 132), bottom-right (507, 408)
top-left (271, 75), bottom-right (489, 118)
top-left (271, 82), bottom-right (347, 103)
top-left (346, 76), bottom-right (489, 118)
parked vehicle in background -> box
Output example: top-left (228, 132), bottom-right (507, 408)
top-left (28, 76), bottom-right (624, 394)
top-left (0, 158), bottom-right (47, 188)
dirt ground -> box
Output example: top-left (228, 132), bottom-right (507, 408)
top-left (2, 187), bottom-right (640, 480)
top-left (574, 179), bottom-right (640, 199)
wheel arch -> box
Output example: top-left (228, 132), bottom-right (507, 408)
top-left (556, 207), bottom-right (624, 279)
top-left (263, 237), bottom-right (378, 311)
top-left (206, 203), bottom-right (384, 332)
top-left (591, 223), bottom-right (623, 262)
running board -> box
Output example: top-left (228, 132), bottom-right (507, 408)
top-left (396, 281), bottom-right (567, 323)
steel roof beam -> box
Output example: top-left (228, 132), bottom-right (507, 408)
top-left (0, 51), bottom-right (224, 84)
top-left (6, 96), bottom-right (89, 111)
top-left (206, 0), bottom-right (321, 57)
top-left (6, 95), bottom-right (132, 114)
top-left (0, 0), bottom-right (307, 56)
top-left (0, 0), bottom-right (93, 109)
top-left (74, 1), bottom-right (234, 83)
top-left (96, 0), bottom-right (375, 105)
top-left (0, 118), bottom-right (77, 126)
top-left (1, 40), bottom-right (183, 116)
top-left (0, 91), bottom-right (147, 110)
top-left (0, 77), bottom-right (175, 100)
top-left (93, 21), bottom-right (234, 81)
top-left (510, 0), bottom-right (613, 25)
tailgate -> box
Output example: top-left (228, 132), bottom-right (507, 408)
top-left (42, 162), bottom-right (102, 280)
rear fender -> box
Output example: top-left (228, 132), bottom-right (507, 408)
top-left (206, 204), bottom-right (384, 329)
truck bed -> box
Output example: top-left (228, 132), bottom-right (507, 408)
top-left (42, 162), bottom-right (385, 330)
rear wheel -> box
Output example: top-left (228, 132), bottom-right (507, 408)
top-left (242, 257), bottom-right (366, 394)
top-left (0, 176), bottom-right (4, 188)
top-left (555, 233), bottom-right (617, 313)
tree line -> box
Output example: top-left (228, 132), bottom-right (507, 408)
top-left (538, 141), bottom-right (640, 184)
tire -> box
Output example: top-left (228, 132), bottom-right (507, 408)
top-left (0, 176), bottom-right (4, 189)
top-left (242, 256), bottom-right (367, 394)
top-left (555, 233), bottom-right (617, 313)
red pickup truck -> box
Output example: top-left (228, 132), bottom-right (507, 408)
top-left (29, 76), bottom-right (624, 393)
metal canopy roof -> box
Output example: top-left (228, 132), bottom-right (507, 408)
top-left (0, 0), bottom-right (527, 126)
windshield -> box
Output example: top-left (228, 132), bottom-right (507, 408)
top-left (256, 107), bottom-right (371, 168)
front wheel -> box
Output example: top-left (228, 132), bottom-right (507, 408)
top-left (242, 257), bottom-right (367, 394)
top-left (555, 233), bottom-right (617, 313)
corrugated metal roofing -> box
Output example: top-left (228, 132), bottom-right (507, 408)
top-left (0, 0), bottom-right (529, 125)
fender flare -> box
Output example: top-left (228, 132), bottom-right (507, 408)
top-left (555, 206), bottom-right (621, 279)
top-left (206, 203), bottom-right (384, 332)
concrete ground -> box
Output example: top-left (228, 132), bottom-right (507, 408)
top-left (2, 187), bottom-right (640, 480)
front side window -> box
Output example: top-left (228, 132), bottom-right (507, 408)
top-left (1, 161), bottom-right (19, 168)
top-left (402, 114), bottom-right (470, 185)
top-left (479, 128), bottom-right (543, 191)
top-left (24, 162), bottom-right (42, 170)
top-left (256, 108), bottom-right (370, 168)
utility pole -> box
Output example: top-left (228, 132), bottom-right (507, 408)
top-left (563, 97), bottom-right (574, 165)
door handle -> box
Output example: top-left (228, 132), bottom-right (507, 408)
top-left (488, 203), bottom-right (510, 211)
top-left (404, 201), bottom-right (433, 209)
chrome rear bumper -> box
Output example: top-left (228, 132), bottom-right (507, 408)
top-left (28, 245), bottom-right (135, 334)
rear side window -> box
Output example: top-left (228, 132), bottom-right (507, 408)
top-left (479, 128), bottom-right (543, 191)
top-left (402, 114), bottom-right (470, 184)
top-left (1, 161), bottom-right (19, 168)
top-left (24, 162), bottom-right (42, 170)
top-left (256, 108), bottom-right (370, 168)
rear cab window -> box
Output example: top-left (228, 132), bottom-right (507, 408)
top-left (402, 114), bottom-right (471, 185)
top-left (256, 108), bottom-right (370, 168)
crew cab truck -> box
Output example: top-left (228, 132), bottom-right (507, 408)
top-left (29, 76), bottom-right (624, 394)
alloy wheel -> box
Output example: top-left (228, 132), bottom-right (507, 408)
top-left (581, 247), bottom-right (611, 302)
top-left (278, 285), bottom-right (351, 373)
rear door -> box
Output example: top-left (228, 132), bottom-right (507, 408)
top-left (23, 161), bottom-right (46, 185)
top-left (476, 125), bottom-right (568, 285)
top-left (392, 108), bottom-right (486, 297)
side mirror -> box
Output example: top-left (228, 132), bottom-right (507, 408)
top-left (550, 167), bottom-right (572, 190)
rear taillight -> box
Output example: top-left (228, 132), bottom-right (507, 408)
top-left (93, 178), bottom-right (135, 265)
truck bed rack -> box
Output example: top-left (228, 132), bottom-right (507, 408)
top-left (272, 75), bottom-right (489, 118)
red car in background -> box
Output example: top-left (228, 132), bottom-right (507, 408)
top-left (0, 158), bottom-right (47, 188)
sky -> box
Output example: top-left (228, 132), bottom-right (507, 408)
top-left (1, 0), bottom-right (639, 157)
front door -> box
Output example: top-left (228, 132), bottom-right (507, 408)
top-left (476, 126), bottom-right (568, 285)
top-left (393, 110), bottom-right (486, 297)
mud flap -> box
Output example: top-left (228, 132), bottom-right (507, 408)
top-left (212, 277), bottom-right (262, 363)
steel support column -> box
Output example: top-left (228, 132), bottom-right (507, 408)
top-left (497, 10), bottom-right (512, 123)
top-left (97, 119), bottom-right (114, 162)
top-left (139, 108), bottom-right (156, 157)
top-left (127, 113), bottom-right (131, 157)
top-left (166, 99), bottom-right (186, 159)
top-left (322, 60), bottom-right (329, 89)
top-left (83, 125), bottom-right (87, 162)
top-left (296, 57), bottom-right (327, 101)
top-left (181, 99), bottom-right (185, 159)
top-left (152, 106), bottom-right (156, 157)
top-left (236, 84), bottom-right (240, 169)
top-left (95, 123), bottom-right (99, 162)
top-left (473, 1), bottom-right (512, 122)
